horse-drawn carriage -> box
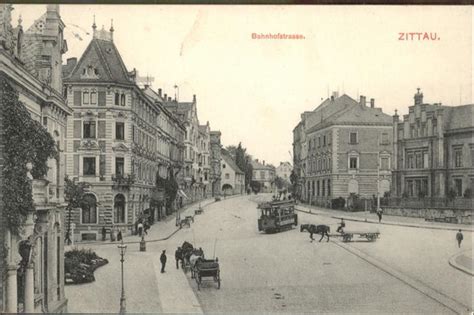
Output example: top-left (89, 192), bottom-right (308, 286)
top-left (257, 200), bottom-right (298, 233)
top-left (178, 241), bottom-right (220, 290)
top-left (338, 228), bottom-right (380, 242)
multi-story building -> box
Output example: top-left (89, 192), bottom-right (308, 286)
top-left (220, 149), bottom-right (245, 195)
top-left (164, 96), bottom-right (217, 203)
top-left (142, 86), bottom-right (186, 214)
top-left (210, 131), bottom-right (222, 197)
top-left (251, 159), bottom-right (275, 192)
top-left (391, 89), bottom-right (474, 203)
top-left (0, 4), bottom-right (69, 312)
top-left (63, 21), bottom-right (184, 241)
top-left (294, 93), bottom-right (393, 208)
top-left (276, 161), bottom-right (292, 182)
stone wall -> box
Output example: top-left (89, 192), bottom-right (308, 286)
top-left (383, 207), bottom-right (473, 225)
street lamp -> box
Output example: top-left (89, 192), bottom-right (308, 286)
top-left (117, 240), bottom-right (127, 314)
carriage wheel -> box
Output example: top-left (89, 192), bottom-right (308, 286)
top-left (367, 234), bottom-right (375, 242)
top-left (343, 234), bottom-right (352, 242)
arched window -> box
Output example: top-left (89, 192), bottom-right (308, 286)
top-left (120, 94), bottom-right (126, 106)
top-left (82, 194), bottom-right (97, 224)
top-left (114, 194), bottom-right (126, 224)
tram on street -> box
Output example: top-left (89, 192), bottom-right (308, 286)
top-left (257, 200), bottom-right (298, 233)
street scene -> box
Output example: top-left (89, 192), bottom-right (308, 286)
top-left (0, 3), bottom-right (473, 315)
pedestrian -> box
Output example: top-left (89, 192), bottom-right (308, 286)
top-left (137, 221), bottom-right (143, 237)
top-left (101, 226), bottom-right (107, 241)
top-left (456, 229), bottom-right (463, 248)
top-left (175, 247), bottom-right (182, 269)
top-left (160, 250), bottom-right (167, 273)
top-left (117, 229), bottom-right (123, 242)
top-left (376, 208), bottom-right (383, 223)
top-left (144, 221), bottom-right (150, 235)
top-left (110, 226), bottom-right (116, 242)
top-left (337, 218), bottom-right (345, 233)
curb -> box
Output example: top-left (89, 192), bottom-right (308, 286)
top-left (448, 250), bottom-right (474, 276)
top-left (333, 240), bottom-right (472, 314)
top-left (295, 207), bottom-right (474, 233)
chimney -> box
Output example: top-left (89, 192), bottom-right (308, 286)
top-left (158, 88), bottom-right (162, 97)
top-left (414, 88), bottom-right (423, 105)
top-left (370, 98), bottom-right (375, 108)
top-left (67, 57), bottom-right (77, 69)
top-left (193, 94), bottom-right (196, 103)
top-left (332, 91), bottom-right (339, 99)
top-left (360, 95), bottom-right (366, 106)
top-left (263, 160), bottom-right (265, 165)
top-left (168, 96), bottom-right (172, 102)
top-left (164, 93), bottom-right (167, 100)
top-left (330, 95), bottom-right (334, 101)
top-left (256, 159), bottom-right (259, 163)
top-left (109, 19), bottom-right (114, 41)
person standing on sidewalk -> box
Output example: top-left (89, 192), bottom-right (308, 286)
top-left (160, 250), bottom-right (167, 273)
top-left (456, 230), bottom-right (464, 248)
top-left (137, 221), bottom-right (143, 237)
top-left (101, 226), bottom-right (107, 241)
top-left (376, 208), bottom-right (383, 222)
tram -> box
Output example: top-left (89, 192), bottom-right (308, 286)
top-left (257, 200), bottom-right (298, 233)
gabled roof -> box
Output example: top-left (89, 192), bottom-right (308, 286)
top-left (221, 149), bottom-right (244, 174)
top-left (64, 38), bottom-right (133, 85)
top-left (304, 94), bottom-right (359, 131)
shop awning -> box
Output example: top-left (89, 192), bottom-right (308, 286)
top-left (178, 189), bottom-right (189, 199)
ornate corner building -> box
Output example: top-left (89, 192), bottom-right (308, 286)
top-left (63, 21), bottom-right (186, 241)
top-left (1, 4), bottom-right (69, 313)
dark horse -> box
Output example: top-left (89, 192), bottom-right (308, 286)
top-left (300, 224), bottom-right (330, 242)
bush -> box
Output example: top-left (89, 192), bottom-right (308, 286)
top-left (331, 197), bottom-right (345, 209)
top-left (65, 248), bottom-right (108, 285)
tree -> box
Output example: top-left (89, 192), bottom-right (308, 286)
top-left (274, 176), bottom-right (286, 191)
top-left (225, 145), bottom-right (238, 159)
top-left (64, 176), bottom-right (91, 244)
top-left (234, 142), bottom-right (254, 190)
top-left (289, 169), bottom-right (299, 198)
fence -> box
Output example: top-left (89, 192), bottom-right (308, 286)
top-left (388, 197), bottom-right (473, 210)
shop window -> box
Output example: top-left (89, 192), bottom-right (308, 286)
top-left (114, 194), bottom-right (126, 224)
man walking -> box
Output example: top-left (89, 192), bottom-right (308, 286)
top-left (160, 250), bottom-right (167, 273)
top-left (137, 221), bottom-right (143, 237)
top-left (376, 208), bottom-right (383, 223)
top-left (456, 229), bottom-right (464, 248)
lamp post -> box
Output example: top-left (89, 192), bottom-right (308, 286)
top-left (118, 240), bottom-right (127, 314)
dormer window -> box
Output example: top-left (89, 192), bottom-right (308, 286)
top-left (81, 65), bottom-right (99, 79)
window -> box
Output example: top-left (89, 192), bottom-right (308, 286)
top-left (318, 137), bottom-right (321, 147)
top-left (406, 180), bottom-right (414, 197)
top-left (121, 94), bottom-right (126, 106)
top-left (90, 91), bottom-right (97, 104)
top-left (381, 157), bottom-right (389, 170)
top-left (381, 132), bottom-right (389, 144)
top-left (114, 194), bottom-right (126, 224)
top-left (260, 171), bottom-right (265, 179)
top-left (225, 173), bottom-right (230, 179)
top-left (83, 91), bottom-right (90, 105)
top-left (323, 135), bottom-right (326, 146)
top-left (81, 194), bottom-right (97, 224)
top-left (316, 180), bottom-right (320, 196)
top-left (327, 179), bottom-right (331, 196)
top-left (83, 157), bottom-right (96, 176)
top-left (415, 152), bottom-right (422, 168)
top-left (407, 154), bottom-right (414, 169)
top-left (116, 122), bottom-right (125, 140)
top-left (115, 157), bottom-right (124, 176)
top-left (454, 179), bottom-right (463, 196)
top-left (349, 157), bottom-right (358, 169)
top-left (454, 149), bottom-right (463, 168)
top-left (114, 93), bottom-right (120, 105)
top-left (350, 132), bottom-right (357, 144)
top-left (83, 121), bottom-right (96, 138)
top-left (322, 179), bottom-right (325, 196)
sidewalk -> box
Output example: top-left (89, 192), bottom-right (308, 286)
top-left (449, 250), bottom-right (474, 276)
top-left (296, 203), bottom-right (474, 232)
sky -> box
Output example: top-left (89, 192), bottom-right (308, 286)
top-left (12, 5), bottom-right (473, 166)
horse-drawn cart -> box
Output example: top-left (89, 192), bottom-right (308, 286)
top-left (194, 258), bottom-right (220, 290)
top-left (338, 228), bottom-right (380, 242)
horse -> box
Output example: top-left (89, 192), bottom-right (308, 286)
top-left (190, 249), bottom-right (205, 279)
top-left (300, 224), bottom-right (330, 242)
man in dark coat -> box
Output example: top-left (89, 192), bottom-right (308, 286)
top-left (456, 230), bottom-right (464, 248)
top-left (336, 219), bottom-right (345, 233)
top-left (160, 250), bottom-right (167, 273)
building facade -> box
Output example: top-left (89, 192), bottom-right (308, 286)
top-left (251, 159), bottom-right (275, 192)
top-left (164, 96), bottom-right (217, 204)
top-left (391, 89), bottom-right (474, 204)
top-left (221, 149), bottom-right (245, 195)
top-left (210, 131), bottom-right (222, 197)
top-left (276, 161), bottom-right (292, 181)
top-left (294, 93), bottom-right (393, 208)
top-left (1, 4), bottom-right (69, 313)
top-left (63, 22), bottom-right (184, 241)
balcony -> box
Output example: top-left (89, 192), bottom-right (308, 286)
top-left (112, 173), bottom-right (136, 189)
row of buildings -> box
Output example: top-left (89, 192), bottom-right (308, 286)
top-left (0, 4), bottom-right (229, 313)
top-left (293, 90), bottom-right (473, 217)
